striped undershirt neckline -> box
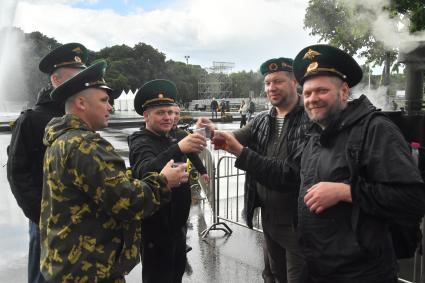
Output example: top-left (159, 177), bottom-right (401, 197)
top-left (275, 117), bottom-right (285, 137)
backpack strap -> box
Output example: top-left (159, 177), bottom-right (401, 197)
top-left (345, 111), bottom-right (383, 233)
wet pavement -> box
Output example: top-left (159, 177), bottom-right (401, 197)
top-left (0, 118), bottom-right (265, 283)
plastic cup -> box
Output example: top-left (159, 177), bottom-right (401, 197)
top-left (212, 135), bottom-right (226, 150)
top-left (193, 127), bottom-right (207, 138)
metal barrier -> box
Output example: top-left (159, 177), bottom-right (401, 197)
top-left (199, 151), bottom-right (261, 237)
top-left (198, 148), bottom-right (233, 237)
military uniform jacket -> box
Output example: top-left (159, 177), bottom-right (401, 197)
top-left (40, 114), bottom-right (171, 282)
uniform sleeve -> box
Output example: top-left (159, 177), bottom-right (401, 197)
top-left (129, 136), bottom-right (182, 179)
top-left (177, 130), bottom-right (207, 174)
top-left (235, 146), bottom-right (301, 193)
top-left (352, 117), bottom-right (425, 224)
top-left (69, 136), bottom-right (171, 221)
top-left (6, 113), bottom-right (41, 223)
top-left (187, 153), bottom-right (207, 175)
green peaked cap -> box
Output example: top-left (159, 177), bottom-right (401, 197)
top-left (293, 44), bottom-right (363, 87)
top-left (134, 79), bottom-right (177, 115)
top-left (39, 42), bottom-right (88, 74)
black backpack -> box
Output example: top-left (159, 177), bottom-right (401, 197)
top-left (249, 101), bottom-right (255, 113)
top-left (345, 111), bottom-right (422, 259)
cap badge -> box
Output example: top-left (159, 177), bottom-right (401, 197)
top-left (282, 62), bottom-right (292, 69)
top-left (72, 47), bottom-right (82, 54)
top-left (303, 49), bottom-right (321, 60)
top-left (307, 62), bottom-right (319, 73)
top-left (158, 93), bottom-right (164, 99)
top-left (268, 63), bottom-right (278, 71)
top-left (74, 56), bottom-right (82, 63)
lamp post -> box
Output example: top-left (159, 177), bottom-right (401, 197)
top-left (184, 55), bottom-right (190, 65)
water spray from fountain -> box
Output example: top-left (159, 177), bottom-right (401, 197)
top-left (0, 0), bottom-right (29, 114)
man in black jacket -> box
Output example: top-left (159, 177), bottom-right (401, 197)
top-left (207, 58), bottom-right (310, 283)
top-left (128, 79), bottom-right (207, 283)
top-left (293, 44), bottom-right (425, 282)
top-left (7, 43), bottom-right (88, 283)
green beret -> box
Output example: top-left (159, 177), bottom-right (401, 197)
top-left (50, 60), bottom-right (117, 103)
top-left (260, 57), bottom-right (294, 75)
top-left (293, 44), bottom-right (363, 87)
top-left (39, 43), bottom-right (88, 74)
top-left (134, 79), bottom-right (177, 115)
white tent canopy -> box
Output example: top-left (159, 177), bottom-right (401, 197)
top-left (114, 89), bottom-right (137, 111)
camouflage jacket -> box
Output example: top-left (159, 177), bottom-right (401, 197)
top-left (40, 114), bottom-right (171, 282)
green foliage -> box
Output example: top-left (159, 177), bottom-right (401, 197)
top-left (164, 60), bottom-right (207, 104)
top-left (220, 113), bottom-right (233, 123)
top-left (389, 0), bottom-right (425, 32)
top-left (303, 0), bottom-right (425, 88)
top-left (304, 0), bottom-right (398, 68)
top-left (230, 71), bottom-right (263, 98)
top-left (2, 30), bottom-right (266, 106)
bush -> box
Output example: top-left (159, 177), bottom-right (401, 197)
top-left (180, 112), bottom-right (193, 124)
top-left (221, 114), bottom-right (233, 123)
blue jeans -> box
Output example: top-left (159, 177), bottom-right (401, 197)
top-left (211, 110), bottom-right (217, 119)
top-left (28, 220), bottom-right (45, 283)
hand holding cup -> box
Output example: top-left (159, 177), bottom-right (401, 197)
top-left (160, 160), bottom-right (189, 188)
top-left (212, 131), bottom-right (244, 156)
top-left (178, 133), bottom-right (207, 154)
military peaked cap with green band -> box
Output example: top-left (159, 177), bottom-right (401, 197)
top-left (50, 60), bottom-right (118, 103)
top-left (134, 79), bottom-right (177, 115)
top-left (39, 42), bottom-right (88, 74)
top-left (260, 57), bottom-right (294, 75)
top-left (293, 44), bottom-right (363, 87)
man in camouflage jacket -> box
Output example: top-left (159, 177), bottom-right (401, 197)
top-left (40, 61), bottom-right (187, 282)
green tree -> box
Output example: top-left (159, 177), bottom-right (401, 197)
top-left (230, 71), bottom-right (263, 98)
top-left (304, 0), bottom-right (397, 77)
top-left (389, 0), bottom-right (425, 32)
top-left (165, 61), bottom-right (207, 105)
top-left (304, 0), bottom-right (425, 85)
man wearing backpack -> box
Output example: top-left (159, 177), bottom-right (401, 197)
top-left (7, 43), bottom-right (88, 283)
top-left (211, 45), bottom-right (425, 282)
top-left (293, 44), bottom-right (425, 282)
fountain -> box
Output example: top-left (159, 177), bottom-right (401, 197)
top-left (0, 0), bottom-right (29, 115)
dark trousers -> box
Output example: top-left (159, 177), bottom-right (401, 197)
top-left (262, 220), bottom-right (305, 283)
top-left (28, 220), bottom-right (45, 283)
top-left (211, 110), bottom-right (217, 119)
top-left (141, 228), bottom-right (186, 283)
top-left (240, 114), bottom-right (247, 128)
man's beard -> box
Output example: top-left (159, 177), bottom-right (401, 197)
top-left (310, 91), bottom-right (344, 128)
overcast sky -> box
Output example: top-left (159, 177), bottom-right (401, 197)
top-left (8, 0), bottom-right (321, 72)
top-left (4, 0), bottom-right (425, 74)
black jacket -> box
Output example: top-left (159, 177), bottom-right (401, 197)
top-left (210, 100), bottom-right (218, 110)
top-left (128, 128), bottom-right (191, 236)
top-left (7, 85), bottom-right (64, 223)
top-left (299, 95), bottom-right (425, 281)
top-left (234, 104), bottom-right (311, 228)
